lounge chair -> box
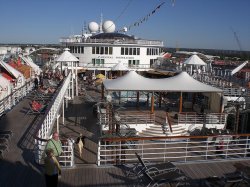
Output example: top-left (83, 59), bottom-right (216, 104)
top-left (0, 144), bottom-right (9, 159)
top-left (0, 130), bottom-right (13, 140)
top-left (33, 90), bottom-right (52, 102)
top-left (0, 130), bottom-right (13, 137)
top-left (223, 171), bottom-right (243, 186)
top-left (141, 169), bottom-right (188, 187)
top-left (26, 101), bottom-right (46, 115)
top-left (134, 152), bottom-right (179, 176)
top-left (205, 172), bottom-right (243, 187)
top-left (0, 138), bottom-right (9, 145)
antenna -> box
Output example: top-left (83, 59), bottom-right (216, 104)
top-left (172, 0), bottom-right (176, 6)
top-left (100, 13), bottom-right (103, 33)
top-left (230, 27), bottom-right (243, 51)
top-left (83, 21), bottom-right (87, 33)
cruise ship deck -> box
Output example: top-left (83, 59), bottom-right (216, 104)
top-left (1, 84), bottom-right (250, 186)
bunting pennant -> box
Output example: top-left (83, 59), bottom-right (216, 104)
top-left (116, 1), bottom-right (166, 32)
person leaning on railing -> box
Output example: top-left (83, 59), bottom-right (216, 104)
top-left (45, 132), bottom-right (63, 158)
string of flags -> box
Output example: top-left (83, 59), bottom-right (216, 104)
top-left (117, 1), bottom-right (175, 33)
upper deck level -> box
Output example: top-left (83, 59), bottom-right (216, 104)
top-left (60, 37), bottom-right (164, 47)
top-left (60, 32), bottom-right (164, 47)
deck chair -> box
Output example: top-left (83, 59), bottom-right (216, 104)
top-left (33, 90), bottom-right (52, 102)
top-left (141, 169), bottom-right (188, 187)
top-left (134, 152), bottom-right (179, 176)
top-left (0, 144), bottom-right (9, 159)
top-left (47, 79), bottom-right (58, 87)
top-left (0, 130), bottom-right (13, 137)
top-left (223, 171), bottom-right (243, 186)
top-left (0, 130), bottom-right (13, 140)
top-left (26, 101), bottom-right (46, 115)
top-left (0, 138), bottom-right (9, 145)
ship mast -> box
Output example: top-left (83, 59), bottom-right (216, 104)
top-left (99, 13), bottom-right (103, 33)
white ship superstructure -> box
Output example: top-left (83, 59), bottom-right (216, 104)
top-left (60, 20), bottom-right (164, 71)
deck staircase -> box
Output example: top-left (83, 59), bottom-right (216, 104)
top-left (138, 111), bottom-right (189, 137)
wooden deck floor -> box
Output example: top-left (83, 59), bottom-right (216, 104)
top-left (1, 87), bottom-right (250, 187)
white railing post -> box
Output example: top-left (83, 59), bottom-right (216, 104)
top-left (97, 140), bottom-right (101, 166)
top-left (185, 139), bottom-right (189, 162)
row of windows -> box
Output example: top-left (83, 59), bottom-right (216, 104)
top-left (92, 59), bottom-right (141, 66)
top-left (128, 60), bottom-right (140, 65)
top-left (147, 48), bottom-right (159, 55)
top-left (69, 46), bottom-right (84, 54)
top-left (121, 47), bottom-right (140, 56)
top-left (92, 59), bottom-right (104, 66)
top-left (92, 46), bottom-right (113, 55)
top-left (69, 46), bottom-right (160, 56)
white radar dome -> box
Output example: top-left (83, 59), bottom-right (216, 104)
top-left (88, 22), bottom-right (99, 33)
top-left (102, 20), bottom-right (115, 33)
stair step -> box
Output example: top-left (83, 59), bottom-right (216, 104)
top-left (142, 129), bottom-right (166, 135)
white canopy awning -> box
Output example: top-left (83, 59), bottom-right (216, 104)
top-left (56, 48), bottom-right (79, 62)
top-left (20, 55), bottom-right (42, 74)
top-left (103, 71), bottom-right (222, 92)
top-left (111, 62), bottom-right (128, 71)
top-left (0, 60), bottom-right (25, 87)
top-left (183, 54), bottom-right (207, 66)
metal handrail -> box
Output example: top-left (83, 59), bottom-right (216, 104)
top-left (33, 72), bottom-right (73, 165)
top-left (178, 113), bottom-right (227, 125)
top-left (0, 80), bottom-right (34, 117)
top-left (166, 112), bottom-right (173, 133)
top-left (97, 134), bottom-right (250, 166)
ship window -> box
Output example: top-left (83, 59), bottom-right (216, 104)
top-left (96, 59), bottom-right (100, 65)
top-left (100, 47), bottom-right (104, 54)
top-left (129, 48), bottom-right (132, 55)
top-left (105, 47), bottom-right (108, 54)
top-left (125, 48), bottom-right (128, 55)
top-left (96, 47), bottom-right (99, 54)
top-left (81, 47), bottom-right (84, 54)
top-left (121, 47), bottom-right (124, 55)
top-left (92, 58), bottom-right (105, 66)
top-left (128, 60), bottom-right (140, 66)
top-left (109, 47), bottom-right (112, 54)
top-left (137, 48), bottom-right (140, 55)
top-left (92, 47), bottom-right (95, 54)
top-left (133, 48), bottom-right (136, 55)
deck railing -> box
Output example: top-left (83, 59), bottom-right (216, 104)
top-left (33, 72), bottom-right (74, 166)
top-left (177, 112), bottom-right (227, 129)
top-left (119, 113), bottom-right (155, 125)
top-left (223, 87), bottom-right (249, 97)
top-left (0, 80), bottom-right (34, 117)
top-left (97, 134), bottom-right (250, 166)
top-left (59, 140), bottom-right (75, 167)
top-left (60, 37), bottom-right (164, 46)
top-left (97, 106), bottom-right (155, 133)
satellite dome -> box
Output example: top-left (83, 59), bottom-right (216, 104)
top-left (102, 20), bottom-right (115, 33)
top-left (88, 22), bottom-right (99, 33)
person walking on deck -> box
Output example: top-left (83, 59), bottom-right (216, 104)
top-left (75, 133), bottom-right (85, 158)
top-left (34, 75), bottom-right (39, 89)
top-left (44, 148), bottom-right (61, 187)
